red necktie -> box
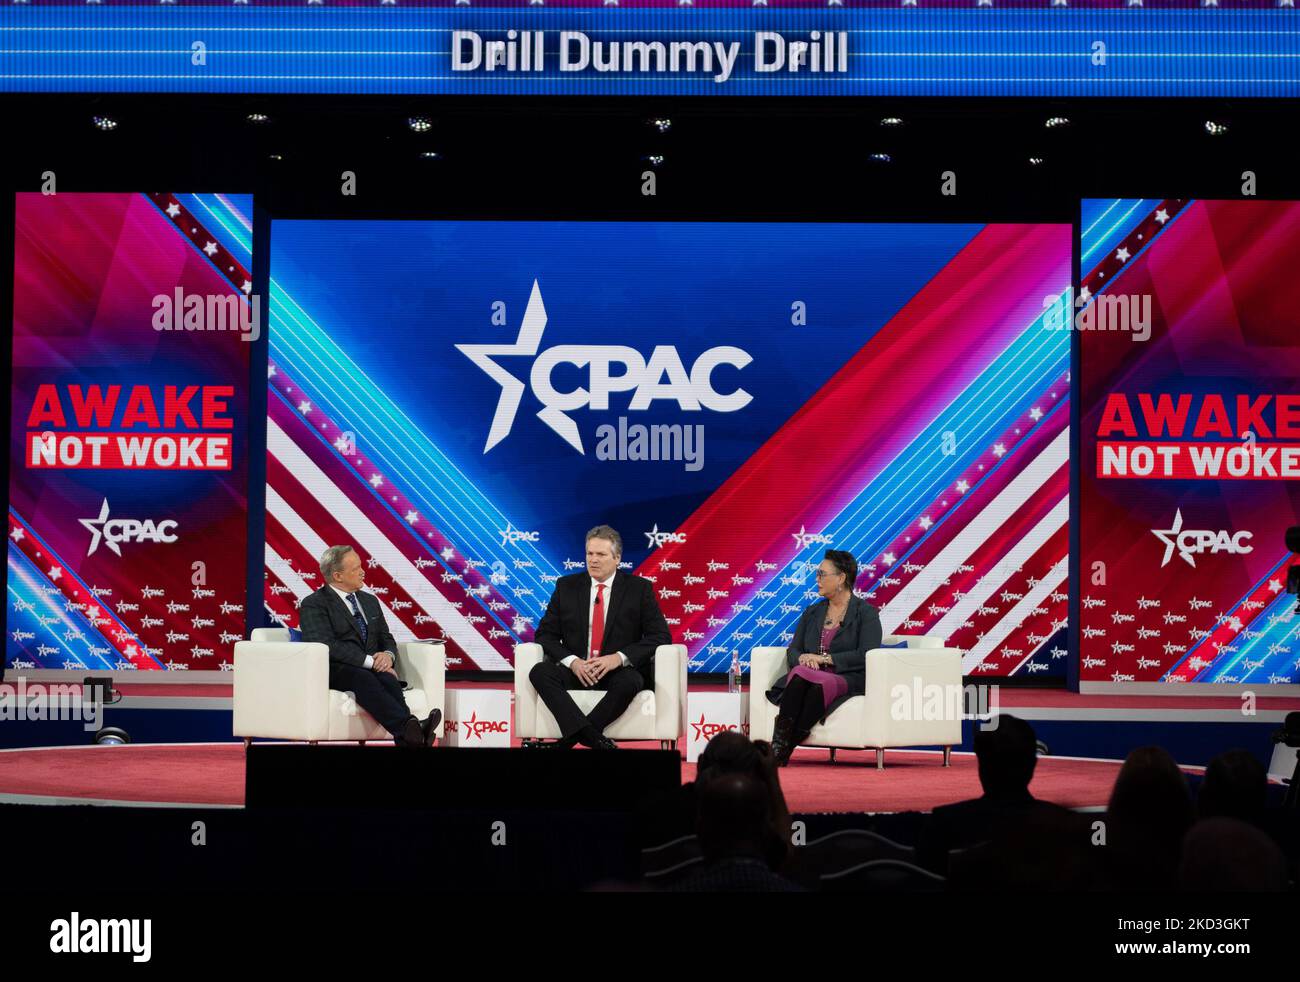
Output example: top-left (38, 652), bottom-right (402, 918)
top-left (590, 583), bottom-right (606, 659)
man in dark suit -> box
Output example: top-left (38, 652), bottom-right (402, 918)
top-left (529, 525), bottom-right (671, 750)
top-left (298, 544), bottom-right (440, 747)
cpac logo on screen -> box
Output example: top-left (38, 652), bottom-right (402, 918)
top-left (457, 280), bottom-right (752, 454)
top-left (1150, 509), bottom-right (1252, 568)
top-left (78, 499), bottom-right (178, 557)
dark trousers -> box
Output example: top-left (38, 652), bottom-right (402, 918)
top-left (775, 674), bottom-right (826, 736)
top-left (329, 661), bottom-right (414, 737)
top-left (529, 659), bottom-right (644, 739)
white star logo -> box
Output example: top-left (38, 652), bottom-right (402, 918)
top-left (369, 474), bottom-right (383, 488)
top-left (955, 480), bottom-right (969, 494)
top-left (1155, 208), bottom-right (1170, 224)
top-left (441, 547), bottom-right (455, 561)
top-left (49, 565), bottom-right (63, 581)
top-left (203, 241), bottom-right (218, 257)
top-left (405, 510), bottom-right (419, 525)
top-left (298, 401), bottom-right (312, 414)
top-left (882, 552), bottom-right (896, 565)
top-left (165, 202), bottom-right (180, 218)
top-left (241, 280), bottom-right (253, 295)
top-left (992, 443), bottom-right (1006, 458)
top-left (78, 498), bottom-right (119, 556)
top-left (1029, 406), bottom-right (1043, 421)
top-left (456, 280), bottom-right (563, 452)
top-left (1152, 509), bottom-right (1194, 568)
top-left (10, 527), bottom-right (23, 542)
top-left (1269, 579), bottom-right (1283, 594)
top-left (1115, 247), bottom-right (1130, 262)
top-left (918, 516), bottom-right (932, 530)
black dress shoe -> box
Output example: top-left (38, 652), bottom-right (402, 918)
top-left (420, 708), bottom-right (442, 747)
top-left (593, 736), bottom-right (619, 750)
top-left (396, 717), bottom-right (424, 748)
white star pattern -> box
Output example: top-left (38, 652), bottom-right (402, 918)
top-left (203, 241), bottom-right (218, 257)
top-left (440, 547), bottom-right (455, 561)
top-left (369, 474), bottom-right (383, 488)
top-left (241, 280), bottom-right (253, 295)
top-left (334, 436), bottom-right (353, 454)
top-left (405, 511), bottom-right (419, 524)
top-left (919, 516), bottom-right (933, 530)
top-left (955, 480), bottom-right (969, 494)
top-left (1029, 406), bottom-right (1043, 421)
top-left (10, 527), bottom-right (23, 542)
top-left (48, 566), bottom-right (62, 581)
top-left (165, 202), bottom-right (180, 217)
top-left (1269, 579), bottom-right (1284, 594)
top-left (1115, 247), bottom-right (1130, 262)
top-left (298, 401), bottom-right (311, 414)
top-left (992, 443), bottom-right (1006, 458)
top-left (882, 552), bottom-right (896, 565)
top-left (1155, 208), bottom-right (1170, 224)
top-left (267, 364), bottom-right (277, 378)
top-left (1079, 285), bottom-right (1091, 303)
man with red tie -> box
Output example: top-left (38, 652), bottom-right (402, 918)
top-left (529, 525), bottom-right (672, 750)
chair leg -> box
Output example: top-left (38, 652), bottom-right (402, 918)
top-left (357, 741), bottom-right (366, 746)
top-left (829, 748), bottom-right (836, 764)
top-left (242, 737), bottom-right (252, 751)
top-left (308, 740), bottom-right (318, 746)
top-left (943, 745), bottom-right (952, 767)
top-left (875, 748), bottom-right (884, 770)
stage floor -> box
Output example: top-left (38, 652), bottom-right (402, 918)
top-left (0, 740), bottom-right (1151, 813)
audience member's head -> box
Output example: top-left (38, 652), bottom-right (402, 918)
top-left (1108, 746), bottom-right (1193, 836)
top-left (1179, 818), bottom-right (1289, 891)
top-left (696, 772), bottom-right (773, 863)
top-left (1197, 748), bottom-right (1267, 825)
top-left (973, 714), bottom-right (1038, 796)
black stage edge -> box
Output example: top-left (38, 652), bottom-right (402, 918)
top-left (245, 744), bottom-right (681, 811)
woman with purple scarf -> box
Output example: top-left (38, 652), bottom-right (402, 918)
top-left (765, 549), bottom-right (882, 767)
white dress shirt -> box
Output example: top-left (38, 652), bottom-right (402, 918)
top-left (560, 573), bottom-right (630, 670)
top-left (330, 584), bottom-right (376, 670)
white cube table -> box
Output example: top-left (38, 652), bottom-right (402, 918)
top-left (442, 688), bottom-right (512, 748)
top-left (686, 690), bottom-right (750, 763)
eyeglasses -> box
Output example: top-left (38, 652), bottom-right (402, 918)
top-left (814, 570), bottom-right (841, 580)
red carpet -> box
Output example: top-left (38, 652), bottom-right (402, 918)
top-left (0, 742), bottom-right (1135, 812)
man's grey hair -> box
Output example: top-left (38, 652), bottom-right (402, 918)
top-left (320, 545), bottom-right (356, 583)
top-left (585, 525), bottom-right (623, 558)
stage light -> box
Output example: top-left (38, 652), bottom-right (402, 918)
top-left (93, 727), bottom-right (131, 746)
top-left (418, 151), bottom-right (442, 160)
top-left (643, 154), bottom-right (665, 168)
top-left (92, 115), bottom-right (118, 132)
top-left (880, 117), bottom-right (904, 127)
top-left (246, 112), bottom-right (271, 124)
top-left (268, 153), bottom-right (284, 161)
top-left (1045, 116), bottom-right (1070, 128)
top-left (868, 153), bottom-right (892, 163)
top-left (1029, 156), bottom-right (1045, 166)
top-left (649, 117), bottom-right (672, 134)
top-left (407, 115), bottom-right (433, 133)
top-left (1204, 120), bottom-right (1229, 136)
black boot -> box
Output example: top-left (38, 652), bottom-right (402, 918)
top-left (771, 716), bottom-right (796, 767)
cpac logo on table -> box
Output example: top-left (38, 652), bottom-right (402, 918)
top-left (690, 714), bottom-right (749, 741)
top-left (446, 711), bottom-right (509, 740)
top-left (78, 499), bottom-right (178, 557)
top-left (458, 280), bottom-right (752, 454)
top-left (1151, 509), bottom-right (1252, 568)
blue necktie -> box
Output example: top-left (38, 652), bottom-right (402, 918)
top-left (347, 593), bottom-right (368, 645)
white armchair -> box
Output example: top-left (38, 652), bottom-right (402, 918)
top-left (233, 627), bottom-right (445, 745)
top-left (514, 642), bottom-right (687, 749)
top-left (749, 635), bottom-right (963, 769)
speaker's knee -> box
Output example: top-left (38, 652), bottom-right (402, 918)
top-left (528, 661), bottom-right (553, 686)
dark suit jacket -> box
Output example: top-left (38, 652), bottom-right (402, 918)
top-left (534, 570), bottom-right (672, 689)
top-left (766, 594), bottom-right (882, 717)
top-left (298, 586), bottom-right (398, 669)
